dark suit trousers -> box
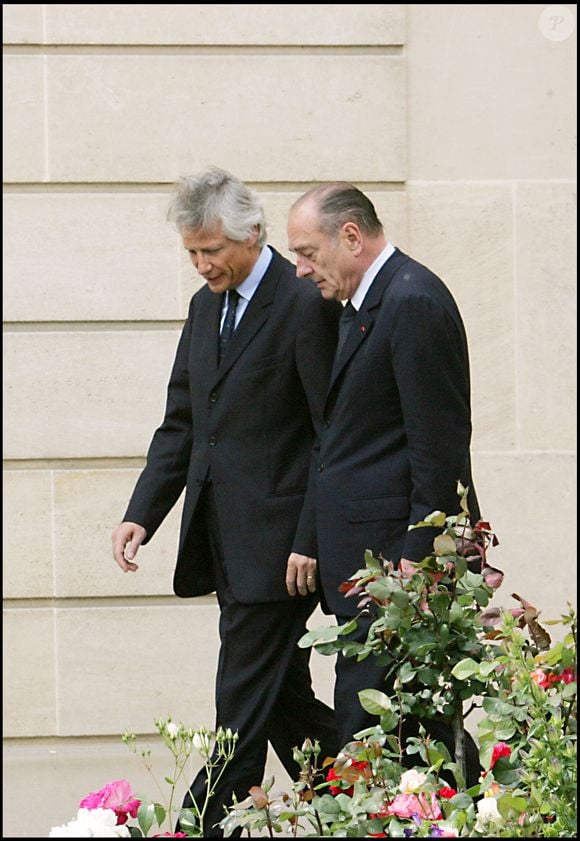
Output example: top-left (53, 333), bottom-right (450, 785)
top-left (334, 614), bottom-right (481, 789)
top-left (182, 483), bottom-right (338, 837)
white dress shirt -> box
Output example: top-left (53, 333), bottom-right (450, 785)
top-left (349, 242), bottom-right (396, 311)
top-left (220, 245), bottom-right (273, 331)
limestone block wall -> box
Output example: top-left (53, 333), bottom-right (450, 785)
top-left (3, 5), bottom-right (576, 837)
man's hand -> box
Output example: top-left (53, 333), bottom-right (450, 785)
top-left (112, 521), bottom-right (147, 572)
top-left (286, 552), bottom-right (317, 596)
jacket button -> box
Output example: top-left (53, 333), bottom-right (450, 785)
top-left (209, 436), bottom-right (217, 446)
top-left (317, 463), bottom-right (324, 472)
top-left (209, 392), bottom-right (217, 403)
top-left (323, 421), bottom-right (330, 429)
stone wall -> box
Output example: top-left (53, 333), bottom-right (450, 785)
top-left (3, 4), bottom-right (576, 836)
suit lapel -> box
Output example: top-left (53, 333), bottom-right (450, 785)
top-left (211, 251), bottom-right (281, 384)
top-left (328, 248), bottom-right (408, 393)
top-left (194, 288), bottom-right (222, 373)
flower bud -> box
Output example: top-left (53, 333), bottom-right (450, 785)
top-left (166, 722), bottom-right (179, 740)
top-left (192, 728), bottom-right (212, 757)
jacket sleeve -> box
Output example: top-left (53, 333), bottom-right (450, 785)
top-left (291, 294), bottom-right (341, 555)
top-left (390, 289), bottom-right (475, 561)
top-left (123, 300), bottom-right (195, 543)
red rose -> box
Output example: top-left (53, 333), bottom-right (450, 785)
top-left (490, 742), bottom-right (511, 769)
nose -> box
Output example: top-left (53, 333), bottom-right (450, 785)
top-left (195, 254), bottom-right (212, 275)
top-left (295, 256), bottom-right (313, 278)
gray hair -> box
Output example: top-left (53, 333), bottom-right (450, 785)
top-left (293, 183), bottom-right (383, 238)
top-left (167, 167), bottom-right (267, 246)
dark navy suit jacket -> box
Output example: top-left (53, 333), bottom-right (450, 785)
top-left (315, 249), bottom-right (480, 615)
top-left (124, 248), bottom-right (341, 602)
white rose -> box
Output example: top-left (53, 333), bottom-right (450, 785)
top-left (399, 769), bottom-right (428, 793)
top-left (50, 808), bottom-right (130, 838)
top-left (474, 797), bottom-right (503, 832)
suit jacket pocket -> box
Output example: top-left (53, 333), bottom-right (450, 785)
top-left (245, 352), bottom-right (285, 371)
top-left (347, 496), bottom-right (410, 523)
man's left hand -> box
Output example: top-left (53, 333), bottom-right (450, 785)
top-left (286, 553), bottom-right (317, 596)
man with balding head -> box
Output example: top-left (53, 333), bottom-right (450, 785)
top-left (287, 182), bottom-right (481, 784)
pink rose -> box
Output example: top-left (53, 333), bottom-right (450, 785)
top-left (80, 779), bottom-right (141, 825)
top-left (386, 793), bottom-right (442, 820)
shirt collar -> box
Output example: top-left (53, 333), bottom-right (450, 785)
top-left (235, 245), bottom-right (273, 302)
top-left (350, 242), bottom-right (396, 311)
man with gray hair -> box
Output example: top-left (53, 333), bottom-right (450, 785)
top-left (112, 168), bottom-right (340, 835)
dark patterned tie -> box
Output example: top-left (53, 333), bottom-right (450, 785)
top-left (219, 289), bottom-right (240, 362)
top-left (336, 301), bottom-right (357, 356)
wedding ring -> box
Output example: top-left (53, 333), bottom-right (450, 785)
top-left (307, 575), bottom-right (314, 580)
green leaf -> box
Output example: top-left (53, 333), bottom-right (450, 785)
top-left (410, 510), bottom-right (446, 528)
top-left (313, 793), bottom-right (341, 814)
top-left (390, 589), bottom-right (410, 609)
top-left (366, 579), bottom-right (394, 600)
top-left (298, 624), bottom-right (343, 648)
top-left (494, 723), bottom-right (517, 741)
top-left (137, 802), bottom-right (156, 836)
top-left (449, 792), bottom-right (473, 809)
top-left (497, 793), bottom-right (528, 818)
top-left (314, 641), bottom-right (344, 656)
top-left (438, 623), bottom-right (450, 647)
top-left (416, 667), bottom-right (438, 686)
top-left (478, 660), bottom-right (497, 677)
top-left (492, 757), bottom-right (520, 785)
top-left (338, 619), bottom-right (359, 636)
top-left (341, 641), bottom-right (365, 657)
top-left (364, 549), bottom-right (384, 571)
top-left (177, 809), bottom-right (197, 828)
top-left (433, 533), bottom-right (457, 556)
top-left (358, 688), bottom-right (393, 716)
top-left (451, 658), bottom-right (479, 679)
top-left (412, 641), bottom-right (438, 656)
top-left (474, 587), bottom-right (490, 606)
top-left (454, 556), bottom-right (468, 579)
top-left (562, 681), bottom-right (577, 698)
top-left (449, 601), bottom-right (465, 624)
top-left (379, 710), bottom-right (399, 732)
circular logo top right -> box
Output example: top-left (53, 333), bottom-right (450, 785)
top-left (538, 4), bottom-right (576, 41)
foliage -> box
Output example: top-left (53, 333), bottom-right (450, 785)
top-left (49, 717), bottom-right (238, 837)
top-left (49, 486), bottom-right (577, 837)
top-left (219, 485), bottom-right (577, 837)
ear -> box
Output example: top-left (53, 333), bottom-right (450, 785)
top-left (341, 222), bottom-right (363, 256)
top-left (246, 225), bottom-right (260, 247)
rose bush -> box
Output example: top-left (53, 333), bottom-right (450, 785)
top-left (49, 719), bottom-right (238, 837)
top-left (49, 487), bottom-right (576, 837)
top-left (219, 486), bottom-right (577, 837)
